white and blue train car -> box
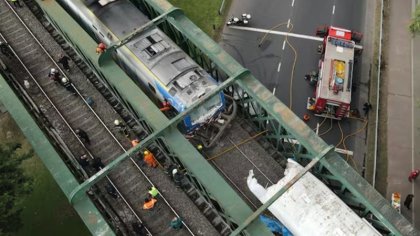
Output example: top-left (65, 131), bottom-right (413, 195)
top-left (60, 0), bottom-right (225, 131)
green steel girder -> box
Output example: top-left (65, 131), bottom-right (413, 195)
top-left (0, 73), bottom-right (113, 235)
top-left (69, 68), bottom-right (249, 203)
top-left (98, 6), bottom-right (183, 66)
top-left (38, 0), bottom-right (417, 234)
top-left (231, 145), bottom-right (335, 235)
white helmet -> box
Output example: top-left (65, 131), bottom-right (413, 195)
top-left (172, 169), bottom-right (178, 175)
top-left (114, 119), bottom-right (120, 126)
top-left (61, 77), bottom-right (68, 83)
top-left (50, 68), bottom-right (57, 73)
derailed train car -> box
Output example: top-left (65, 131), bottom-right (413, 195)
top-left (247, 159), bottom-right (381, 236)
top-left (58, 0), bottom-right (226, 132)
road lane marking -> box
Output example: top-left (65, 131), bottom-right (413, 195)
top-left (287, 19), bottom-right (291, 28)
top-left (229, 26), bottom-right (364, 49)
top-left (332, 5), bottom-right (335, 15)
top-left (277, 62), bottom-right (282, 72)
top-left (291, 0), bottom-right (295, 7)
top-left (272, 87), bottom-right (276, 95)
top-left (282, 40), bottom-right (286, 50)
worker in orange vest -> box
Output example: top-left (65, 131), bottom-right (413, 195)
top-left (143, 197), bottom-right (157, 210)
top-left (131, 138), bottom-right (140, 147)
top-left (96, 42), bottom-right (106, 54)
top-left (143, 150), bottom-right (158, 168)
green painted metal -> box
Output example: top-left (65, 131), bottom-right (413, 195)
top-left (38, 1), bottom-right (273, 234)
top-left (139, 0), bottom-right (417, 234)
top-left (231, 145), bottom-right (335, 236)
top-left (70, 68), bottom-right (249, 203)
top-left (98, 6), bottom-right (183, 66)
top-left (0, 73), bottom-right (114, 235)
top-left (35, 0), bottom-right (418, 234)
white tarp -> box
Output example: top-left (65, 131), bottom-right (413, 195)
top-left (247, 159), bottom-right (380, 236)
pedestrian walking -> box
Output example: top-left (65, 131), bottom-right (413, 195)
top-left (363, 102), bottom-right (372, 116)
top-left (48, 68), bottom-right (60, 83)
top-left (58, 54), bottom-right (71, 71)
top-left (0, 41), bottom-right (12, 58)
top-left (91, 157), bottom-right (104, 172)
top-left (59, 77), bottom-right (77, 95)
top-left (105, 183), bottom-right (119, 199)
top-left (147, 186), bottom-right (159, 198)
top-left (75, 128), bottom-right (90, 145)
top-left (170, 217), bottom-right (183, 230)
top-left (408, 169), bottom-right (420, 182)
top-left (172, 168), bottom-right (183, 188)
top-left (9, 0), bottom-right (22, 8)
top-left (404, 194), bottom-right (414, 210)
top-left (96, 42), bottom-right (106, 54)
top-left (114, 119), bottom-right (129, 137)
top-left (131, 138), bottom-right (140, 147)
top-left (142, 197), bottom-right (157, 210)
top-left (143, 150), bottom-right (158, 168)
top-left (78, 154), bottom-right (89, 168)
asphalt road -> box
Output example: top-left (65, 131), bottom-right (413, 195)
top-left (220, 0), bottom-right (369, 172)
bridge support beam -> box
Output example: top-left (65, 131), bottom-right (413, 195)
top-left (230, 145), bottom-right (335, 236)
top-left (69, 69), bottom-right (249, 204)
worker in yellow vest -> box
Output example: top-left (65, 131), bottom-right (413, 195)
top-left (148, 186), bottom-right (159, 198)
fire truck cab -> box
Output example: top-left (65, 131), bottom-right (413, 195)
top-left (307, 26), bottom-right (361, 119)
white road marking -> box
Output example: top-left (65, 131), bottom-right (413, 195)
top-left (229, 26), bottom-right (364, 49)
top-left (287, 19), bottom-right (291, 28)
top-left (282, 40), bottom-right (286, 50)
top-left (272, 87), bottom-right (276, 95)
top-left (291, 0), bottom-right (295, 7)
top-left (332, 5), bottom-right (336, 15)
top-left (277, 62), bottom-right (282, 72)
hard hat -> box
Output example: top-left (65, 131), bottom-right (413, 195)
top-left (61, 77), bottom-right (68, 83)
top-left (172, 169), bottom-right (178, 175)
top-left (144, 150), bottom-right (149, 156)
top-left (197, 144), bottom-right (203, 150)
top-left (114, 119), bottom-right (120, 126)
top-left (51, 68), bottom-right (57, 73)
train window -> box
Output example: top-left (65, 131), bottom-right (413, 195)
top-left (99, 32), bottom-right (105, 38)
top-left (148, 83), bottom-right (156, 94)
top-left (92, 25), bottom-right (97, 30)
top-left (169, 87), bottom-right (177, 96)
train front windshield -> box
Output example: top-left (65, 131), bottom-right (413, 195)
top-left (189, 94), bottom-right (223, 126)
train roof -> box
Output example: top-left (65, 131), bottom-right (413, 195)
top-left (316, 36), bottom-right (355, 104)
top-left (91, 0), bottom-right (150, 38)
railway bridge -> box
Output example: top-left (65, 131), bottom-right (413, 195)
top-left (0, 0), bottom-right (417, 235)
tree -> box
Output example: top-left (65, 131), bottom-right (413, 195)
top-left (0, 143), bottom-right (33, 235)
top-left (409, 5), bottom-right (420, 35)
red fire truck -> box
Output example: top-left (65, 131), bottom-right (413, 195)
top-left (307, 26), bottom-right (362, 119)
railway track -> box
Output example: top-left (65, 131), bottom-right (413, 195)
top-left (0, 1), bottom-right (223, 235)
top-left (202, 119), bottom-right (285, 210)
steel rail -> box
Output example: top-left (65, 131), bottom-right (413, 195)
top-left (0, 2), bottom-right (194, 234)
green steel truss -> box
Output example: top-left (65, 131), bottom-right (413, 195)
top-left (27, 0), bottom-right (418, 235)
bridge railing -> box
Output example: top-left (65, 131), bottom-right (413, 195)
top-left (132, 0), bottom-right (416, 234)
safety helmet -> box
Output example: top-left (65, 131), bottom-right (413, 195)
top-left (172, 169), bottom-right (178, 175)
top-left (144, 150), bottom-right (150, 156)
top-left (197, 144), bottom-right (203, 150)
top-left (114, 119), bottom-right (120, 126)
top-left (61, 77), bottom-right (68, 83)
top-left (50, 68), bottom-right (57, 73)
